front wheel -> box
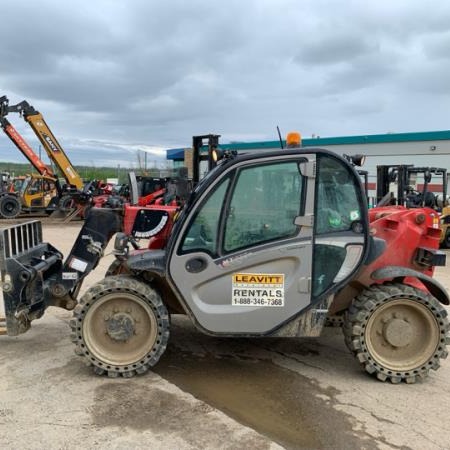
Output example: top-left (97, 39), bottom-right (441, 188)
top-left (344, 283), bottom-right (449, 383)
top-left (70, 275), bottom-right (170, 377)
top-left (0, 195), bottom-right (21, 219)
top-left (59, 195), bottom-right (76, 211)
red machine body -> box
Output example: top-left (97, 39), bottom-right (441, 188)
top-left (363, 205), bottom-right (441, 287)
top-left (123, 204), bottom-right (178, 250)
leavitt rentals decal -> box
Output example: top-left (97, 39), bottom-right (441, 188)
top-left (232, 273), bottom-right (284, 307)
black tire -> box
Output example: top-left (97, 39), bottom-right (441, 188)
top-left (59, 195), bottom-right (76, 211)
top-left (0, 195), bottom-right (21, 218)
top-left (70, 275), bottom-right (170, 377)
top-left (343, 283), bottom-right (449, 383)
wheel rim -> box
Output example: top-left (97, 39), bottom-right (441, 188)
top-left (365, 298), bottom-right (440, 372)
top-left (82, 292), bottom-right (158, 367)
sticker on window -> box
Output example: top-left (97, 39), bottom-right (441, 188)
top-left (350, 210), bottom-right (360, 221)
top-left (328, 214), bottom-right (342, 228)
top-left (232, 273), bottom-right (284, 307)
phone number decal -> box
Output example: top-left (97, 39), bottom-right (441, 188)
top-left (232, 273), bottom-right (284, 307)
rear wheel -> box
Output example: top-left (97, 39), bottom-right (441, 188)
top-left (344, 283), bottom-right (449, 383)
top-left (70, 275), bottom-right (169, 377)
top-left (0, 195), bottom-right (21, 218)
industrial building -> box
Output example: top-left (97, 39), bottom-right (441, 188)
top-left (167, 130), bottom-right (450, 198)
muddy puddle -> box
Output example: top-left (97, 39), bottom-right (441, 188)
top-left (154, 334), bottom-right (374, 450)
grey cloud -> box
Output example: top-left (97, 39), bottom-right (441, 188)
top-left (295, 34), bottom-right (377, 66)
top-left (1, 0), bottom-right (450, 166)
top-left (422, 31), bottom-right (450, 61)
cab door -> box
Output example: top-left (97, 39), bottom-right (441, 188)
top-left (311, 154), bottom-right (368, 297)
top-left (168, 151), bottom-right (368, 335)
top-left (25, 177), bottom-right (45, 207)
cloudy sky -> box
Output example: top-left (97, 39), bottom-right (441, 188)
top-left (1, 0), bottom-right (450, 167)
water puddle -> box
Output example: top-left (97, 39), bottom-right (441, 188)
top-left (154, 342), bottom-right (374, 449)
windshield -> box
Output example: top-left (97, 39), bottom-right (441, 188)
top-left (19, 177), bottom-right (31, 196)
top-left (13, 179), bottom-right (24, 192)
top-left (165, 164), bottom-right (223, 251)
top-left (192, 164), bottom-right (222, 195)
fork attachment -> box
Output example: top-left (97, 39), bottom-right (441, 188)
top-left (0, 221), bottom-right (63, 336)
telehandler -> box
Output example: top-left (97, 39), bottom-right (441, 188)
top-left (0, 145), bottom-right (448, 384)
top-left (0, 95), bottom-right (95, 219)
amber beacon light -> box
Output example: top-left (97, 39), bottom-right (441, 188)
top-left (286, 131), bottom-right (302, 148)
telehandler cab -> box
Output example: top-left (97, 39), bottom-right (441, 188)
top-left (0, 146), bottom-right (448, 384)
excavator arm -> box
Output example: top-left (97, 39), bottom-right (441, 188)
top-left (0, 96), bottom-right (83, 190)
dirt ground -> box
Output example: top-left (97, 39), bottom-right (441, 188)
top-left (1, 222), bottom-right (450, 450)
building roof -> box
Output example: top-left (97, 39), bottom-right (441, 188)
top-left (166, 130), bottom-right (450, 160)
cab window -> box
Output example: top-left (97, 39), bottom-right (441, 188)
top-left (315, 156), bottom-right (363, 235)
top-left (224, 161), bottom-right (303, 252)
top-left (28, 178), bottom-right (42, 194)
top-left (180, 178), bottom-right (230, 255)
top-left (313, 155), bottom-right (365, 296)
